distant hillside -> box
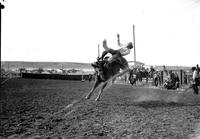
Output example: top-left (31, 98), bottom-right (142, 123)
top-left (1, 61), bottom-right (93, 70)
top-left (1, 61), bottom-right (192, 72)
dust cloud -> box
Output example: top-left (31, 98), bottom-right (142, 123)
top-left (134, 91), bottom-right (180, 103)
top-left (132, 88), bottom-right (200, 104)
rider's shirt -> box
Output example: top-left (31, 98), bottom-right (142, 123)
top-left (118, 47), bottom-right (131, 56)
top-left (103, 43), bottom-right (130, 57)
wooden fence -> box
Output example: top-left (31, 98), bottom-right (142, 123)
top-left (21, 73), bottom-right (93, 81)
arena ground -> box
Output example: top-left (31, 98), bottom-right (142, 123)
top-left (0, 78), bottom-right (200, 138)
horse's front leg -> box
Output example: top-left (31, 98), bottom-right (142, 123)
top-left (112, 77), bottom-right (116, 84)
top-left (86, 79), bottom-right (101, 99)
top-left (95, 82), bottom-right (108, 101)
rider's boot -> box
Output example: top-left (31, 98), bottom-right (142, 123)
top-left (91, 62), bottom-right (99, 68)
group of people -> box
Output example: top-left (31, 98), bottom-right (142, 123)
top-left (163, 70), bottom-right (180, 89)
top-left (129, 67), bottom-right (150, 85)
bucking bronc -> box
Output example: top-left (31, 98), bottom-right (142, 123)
top-left (86, 39), bottom-right (133, 101)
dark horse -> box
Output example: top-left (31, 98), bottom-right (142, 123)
top-left (85, 56), bottom-right (129, 101)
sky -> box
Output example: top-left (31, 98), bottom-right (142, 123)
top-left (1, 0), bottom-right (200, 66)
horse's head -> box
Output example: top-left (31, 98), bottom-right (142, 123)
top-left (93, 66), bottom-right (100, 74)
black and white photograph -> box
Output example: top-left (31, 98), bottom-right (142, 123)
top-left (1, 0), bottom-right (200, 138)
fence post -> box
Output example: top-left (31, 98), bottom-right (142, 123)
top-left (180, 70), bottom-right (183, 85)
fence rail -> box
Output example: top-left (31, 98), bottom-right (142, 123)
top-left (21, 73), bottom-right (93, 81)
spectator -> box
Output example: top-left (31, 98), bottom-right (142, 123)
top-left (184, 73), bottom-right (188, 84)
top-left (174, 72), bottom-right (180, 88)
top-left (164, 70), bottom-right (179, 89)
top-left (150, 66), bottom-right (155, 78)
top-left (163, 65), bottom-right (168, 75)
top-left (144, 68), bottom-right (149, 83)
top-left (163, 65), bottom-right (168, 83)
top-left (157, 72), bottom-right (162, 86)
top-left (88, 74), bottom-right (92, 82)
top-left (196, 64), bottom-right (200, 85)
top-left (191, 67), bottom-right (199, 94)
top-left (153, 71), bottom-right (158, 86)
top-left (197, 64), bottom-right (200, 75)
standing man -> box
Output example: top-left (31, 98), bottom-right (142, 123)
top-left (196, 64), bottom-right (200, 84)
top-left (197, 64), bottom-right (200, 74)
top-left (163, 65), bottom-right (168, 83)
top-left (191, 67), bottom-right (199, 94)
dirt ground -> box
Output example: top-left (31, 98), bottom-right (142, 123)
top-left (1, 78), bottom-right (200, 139)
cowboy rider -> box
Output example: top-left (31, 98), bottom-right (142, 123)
top-left (92, 39), bottom-right (133, 80)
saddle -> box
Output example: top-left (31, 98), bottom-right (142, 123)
top-left (91, 57), bottom-right (108, 69)
top-left (92, 56), bottom-right (125, 70)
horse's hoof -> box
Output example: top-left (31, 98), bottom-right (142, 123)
top-left (95, 98), bottom-right (99, 101)
top-left (85, 96), bottom-right (90, 99)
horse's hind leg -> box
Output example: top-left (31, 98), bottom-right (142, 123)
top-left (95, 82), bottom-right (108, 101)
top-left (86, 80), bottom-right (101, 99)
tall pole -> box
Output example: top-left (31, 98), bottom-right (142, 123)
top-left (98, 44), bottom-right (100, 58)
top-left (133, 25), bottom-right (136, 66)
top-left (1, 2), bottom-right (5, 81)
top-left (117, 33), bottom-right (121, 47)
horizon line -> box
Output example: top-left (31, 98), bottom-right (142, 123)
top-left (1, 60), bottom-right (194, 67)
